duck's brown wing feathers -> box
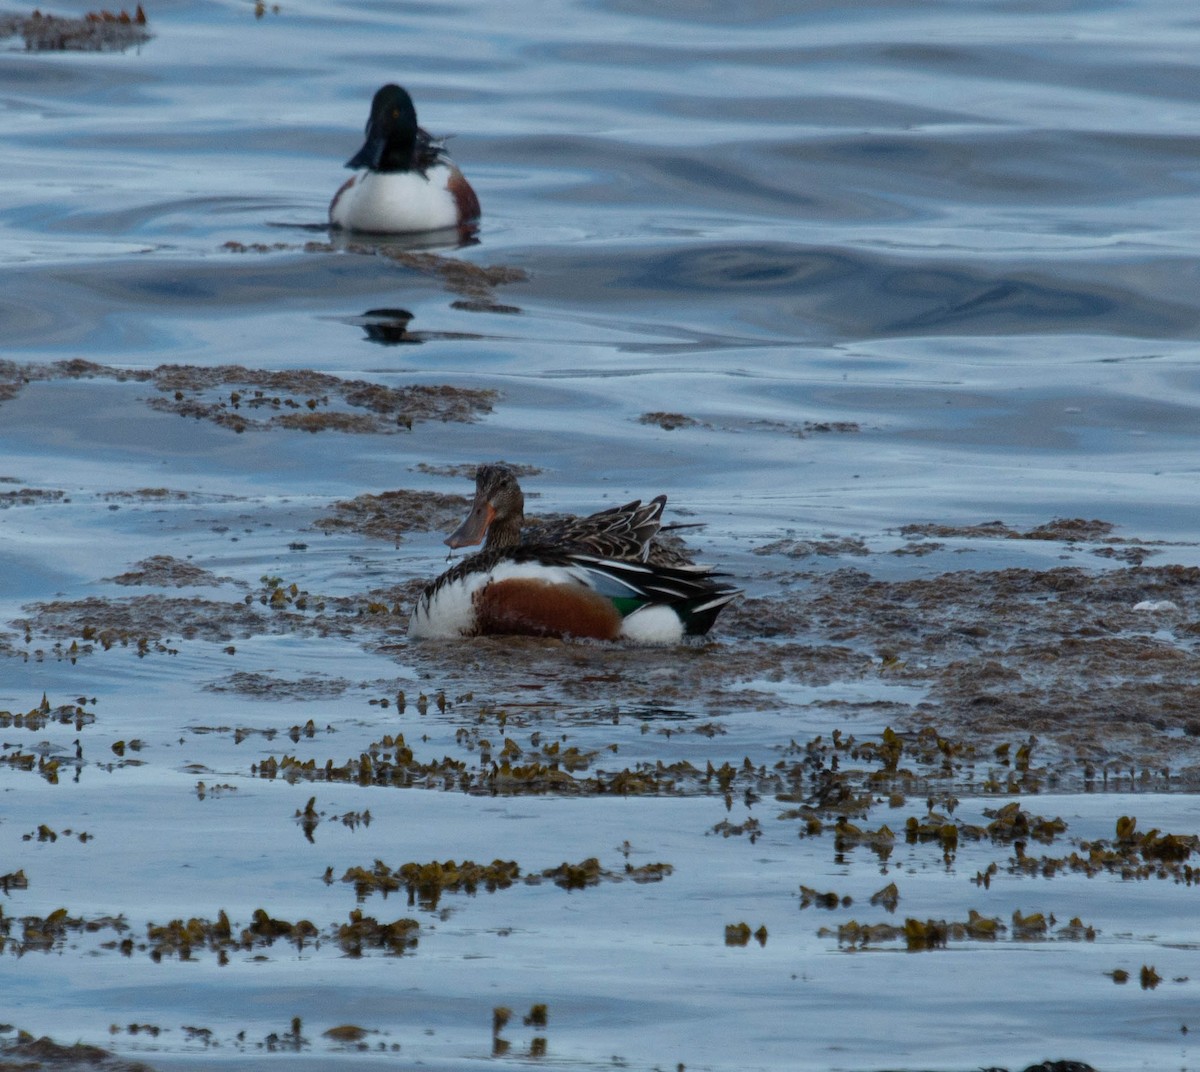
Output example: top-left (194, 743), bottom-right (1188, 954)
top-left (528, 495), bottom-right (667, 561)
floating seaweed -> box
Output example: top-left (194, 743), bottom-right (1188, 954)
top-left (820, 908), bottom-right (1095, 951)
top-left (0, 6), bottom-right (150, 51)
top-left (341, 854), bottom-right (670, 909)
top-left (0, 359), bottom-right (494, 436)
top-left (1004, 815), bottom-right (1200, 884)
top-left (0, 694), bottom-right (95, 731)
top-left (723, 922), bottom-right (767, 947)
top-left (799, 885), bottom-right (848, 910)
top-left (1, 908), bottom-right (129, 956)
top-left (314, 489), bottom-right (469, 543)
top-left (336, 909), bottom-right (419, 957)
top-left (0, 1031), bottom-right (156, 1070)
top-left (343, 858), bottom-right (520, 908)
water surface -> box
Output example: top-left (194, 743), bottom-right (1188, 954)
top-left (2, 0), bottom-right (1200, 1069)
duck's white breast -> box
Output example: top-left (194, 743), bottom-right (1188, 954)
top-left (331, 165), bottom-right (460, 233)
top-left (408, 562), bottom-right (587, 639)
top-left (407, 570), bottom-right (486, 638)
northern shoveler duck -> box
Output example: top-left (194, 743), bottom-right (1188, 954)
top-left (408, 464), bottom-right (740, 643)
top-left (329, 83), bottom-right (480, 234)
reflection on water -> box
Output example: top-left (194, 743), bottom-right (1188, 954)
top-left (358, 306), bottom-right (417, 344)
top-left (326, 225), bottom-right (481, 254)
top-left (345, 307), bottom-right (492, 346)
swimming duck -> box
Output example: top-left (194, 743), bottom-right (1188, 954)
top-left (330, 83), bottom-right (480, 234)
top-left (408, 464), bottom-right (740, 643)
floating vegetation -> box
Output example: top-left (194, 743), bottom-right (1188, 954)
top-left (220, 240), bottom-right (526, 312)
top-left (13, 590), bottom-right (358, 660)
top-left (490, 1004), bottom-right (550, 1059)
top-left (0, 907), bottom-right (130, 956)
top-left (342, 855), bottom-right (671, 908)
top-left (1003, 815), bottom-right (1200, 884)
top-left (240, 714), bottom-right (1187, 840)
top-left (110, 555), bottom-right (229, 588)
top-left (982, 800), bottom-right (1068, 843)
top-left (0, 1031), bottom-right (150, 1070)
top-left (139, 910), bottom-right (415, 961)
top-left (537, 857), bottom-right (605, 890)
top-left (0, 746), bottom-right (71, 783)
top-left (754, 534), bottom-right (873, 558)
top-left (100, 487), bottom-right (197, 503)
top-left (20, 825), bottom-right (90, 843)
top-left (0, 485), bottom-right (67, 508)
top-left (769, 728), bottom-right (1200, 890)
top-left (316, 243), bottom-right (526, 309)
top-left (336, 909), bottom-right (419, 957)
top-left (295, 796), bottom-right (320, 840)
top-left (314, 488), bottom-right (470, 543)
top-left (0, 870), bottom-right (29, 894)
top-left (253, 729), bottom-right (782, 799)
top-left (711, 817), bottom-right (762, 841)
top-left (207, 669), bottom-right (346, 701)
top-left (0, 359), bottom-right (494, 435)
top-left (625, 861), bottom-right (674, 883)
top-left (900, 800), bottom-right (1068, 863)
top-left (899, 517), bottom-right (1117, 543)
top-left (719, 564), bottom-right (1200, 777)
top-left (820, 910), bottom-right (1095, 951)
top-left (146, 909), bottom-right (320, 963)
top-left (151, 364), bottom-right (495, 434)
top-left (799, 885), bottom-right (849, 910)
top-left (263, 1017), bottom-right (307, 1053)
top-left (0, 694), bottom-right (95, 730)
top-left (832, 817), bottom-right (896, 857)
top-left (638, 411), bottom-right (700, 431)
top-left (0, 6), bottom-right (150, 51)
top-left (323, 1024), bottom-right (369, 1045)
top-left (869, 882), bottom-right (899, 912)
top-left (0, 904), bottom-right (428, 962)
top-left (724, 922), bottom-right (768, 947)
top-left (343, 858), bottom-right (519, 907)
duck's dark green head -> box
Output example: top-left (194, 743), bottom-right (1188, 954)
top-left (346, 83), bottom-right (419, 172)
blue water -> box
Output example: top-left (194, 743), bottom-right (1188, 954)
top-left (2, 0), bottom-right (1200, 1069)
top-left (4, 0), bottom-right (1199, 541)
